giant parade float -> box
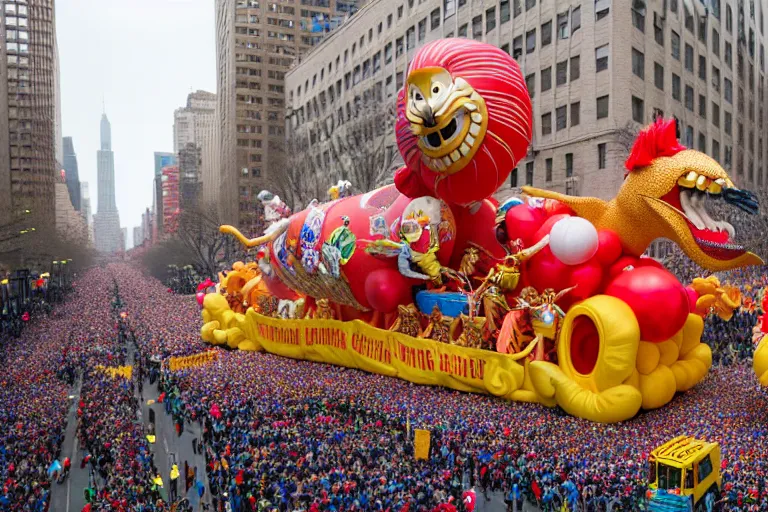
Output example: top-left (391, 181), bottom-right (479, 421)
top-left (200, 39), bottom-right (764, 423)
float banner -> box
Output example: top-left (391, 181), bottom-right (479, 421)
top-left (168, 350), bottom-right (218, 372)
top-left (242, 311), bottom-right (528, 399)
top-left (414, 429), bottom-right (431, 460)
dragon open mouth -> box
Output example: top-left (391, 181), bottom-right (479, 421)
top-left (658, 171), bottom-right (747, 261)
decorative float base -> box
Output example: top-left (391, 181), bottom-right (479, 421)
top-left (200, 293), bottom-right (712, 423)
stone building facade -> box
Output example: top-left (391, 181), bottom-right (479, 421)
top-left (286, 0), bottom-right (768, 203)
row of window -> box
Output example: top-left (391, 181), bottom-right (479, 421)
top-left (510, 152), bottom-right (576, 189)
top-left (539, 96), bottom-right (608, 135)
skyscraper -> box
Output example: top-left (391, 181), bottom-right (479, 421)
top-left (62, 137), bottom-right (81, 211)
top-left (80, 181), bottom-right (93, 244)
top-left (0, 0), bottom-right (59, 235)
top-left (93, 113), bottom-right (122, 253)
top-left (153, 152), bottom-right (176, 237)
top-left (215, 0), bottom-right (361, 229)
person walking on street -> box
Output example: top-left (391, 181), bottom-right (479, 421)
top-left (170, 463), bottom-right (180, 502)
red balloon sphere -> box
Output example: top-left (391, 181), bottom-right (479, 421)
top-left (568, 259), bottom-right (604, 301)
top-left (504, 205), bottom-right (546, 247)
top-left (526, 246), bottom-right (572, 292)
top-left (607, 255), bottom-right (640, 281)
top-left (604, 266), bottom-right (689, 342)
top-left (595, 229), bottom-right (623, 266)
top-left (365, 268), bottom-right (411, 313)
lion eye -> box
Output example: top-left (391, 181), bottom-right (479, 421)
top-left (432, 85), bottom-right (440, 94)
top-left (414, 92), bottom-right (423, 101)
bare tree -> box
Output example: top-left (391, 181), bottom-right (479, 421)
top-left (271, 92), bottom-right (399, 212)
top-left (174, 202), bottom-right (230, 279)
top-left (615, 121), bottom-right (639, 156)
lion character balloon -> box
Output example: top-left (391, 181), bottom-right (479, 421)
top-left (394, 39), bottom-right (532, 206)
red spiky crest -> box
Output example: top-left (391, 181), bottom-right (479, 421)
top-left (624, 118), bottom-right (686, 175)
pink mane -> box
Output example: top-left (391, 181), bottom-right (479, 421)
top-left (624, 118), bottom-right (686, 175)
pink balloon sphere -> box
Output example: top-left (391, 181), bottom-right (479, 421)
top-left (196, 292), bottom-right (206, 306)
top-left (604, 266), bottom-right (689, 342)
top-left (568, 260), bottom-right (604, 301)
top-left (504, 205), bottom-right (546, 247)
top-left (526, 246), bottom-right (572, 292)
top-left (549, 217), bottom-right (599, 266)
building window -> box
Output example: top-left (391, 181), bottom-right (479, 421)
top-left (725, 42), bottom-right (732, 68)
top-left (684, 44), bottom-right (693, 71)
top-left (712, 139), bottom-right (720, 161)
top-left (671, 30), bottom-right (680, 60)
top-left (685, 5), bottom-right (694, 32)
top-left (472, 15), bottom-right (482, 39)
top-left (712, 66), bottom-right (720, 91)
top-left (724, 78), bottom-right (732, 103)
top-left (654, 12), bottom-right (664, 45)
top-left (654, 62), bottom-right (664, 90)
top-left (514, 0), bottom-right (522, 17)
top-left (726, 5), bottom-right (732, 32)
top-left (541, 66), bottom-right (552, 91)
top-left (571, 102), bottom-right (580, 126)
top-left (556, 60), bottom-right (568, 86)
top-left (632, 0), bottom-right (646, 32)
top-left (572, 6), bottom-right (581, 33)
top-left (500, 0), bottom-right (511, 23)
top-left (725, 111), bottom-right (732, 135)
top-left (525, 161), bottom-right (534, 186)
top-left (596, 95), bottom-right (609, 119)
top-left (526, 29), bottom-right (536, 53)
top-left (699, 94), bottom-right (706, 118)
top-left (595, 0), bottom-right (610, 20)
top-left (595, 44), bottom-right (609, 72)
top-left (486, 7), bottom-right (496, 32)
top-left (712, 28), bottom-right (720, 56)
top-left (570, 55), bottom-right (580, 81)
top-left (526, 0), bottom-right (536, 12)
top-left (431, 8), bottom-right (440, 29)
top-left (565, 153), bottom-right (574, 178)
top-left (698, 132), bottom-right (706, 151)
top-left (712, 102), bottom-right (720, 127)
top-left (558, 12), bottom-right (569, 39)
top-left (698, 55), bottom-right (706, 81)
top-left (525, 73), bottom-right (535, 98)
top-left (510, 168), bottom-right (518, 187)
top-left (541, 113), bottom-right (552, 135)
top-left (672, 73), bottom-right (681, 100)
top-left (541, 20), bottom-right (552, 47)
top-left (685, 85), bottom-right (694, 110)
top-left (418, 18), bottom-right (426, 42)
top-left (545, 158), bottom-right (553, 181)
top-left (556, 105), bottom-right (567, 130)
top-left (685, 125), bottom-right (694, 147)
top-left (444, 0), bottom-right (455, 18)
top-left (632, 48), bottom-right (645, 79)
top-left (598, 143), bottom-right (607, 169)
top-left (459, 24), bottom-right (468, 37)
top-left (513, 35), bottom-right (523, 59)
top-left (406, 27), bottom-right (415, 49)
top-left (632, 95), bottom-right (644, 123)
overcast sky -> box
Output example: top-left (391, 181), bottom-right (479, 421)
top-left (57, 0), bottom-right (216, 247)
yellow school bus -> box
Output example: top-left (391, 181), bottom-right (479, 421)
top-left (648, 436), bottom-right (722, 511)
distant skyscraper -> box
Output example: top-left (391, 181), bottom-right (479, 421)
top-left (153, 152), bottom-right (176, 236)
top-left (121, 227), bottom-right (128, 251)
top-left (93, 113), bottom-right (122, 253)
top-left (63, 137), bottom-right (81, 211)
top-left (80, 181), bottom-right (93, 244)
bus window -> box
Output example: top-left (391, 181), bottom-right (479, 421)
top-left (685, 468), bottom-right (694, 489)
top-left (658, 464), bottom-right (683, 490)
top-left (649, 461), bottom-right (657, 484)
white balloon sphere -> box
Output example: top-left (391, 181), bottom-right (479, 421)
top-left (549, 217), bottom-right (599, 266)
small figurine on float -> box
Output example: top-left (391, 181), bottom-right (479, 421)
top-left (328, 180), bottom-right (353, 200)
top-left (423, 305), bottom-right (452, 343)
top-left (389, 304), bottom-right (423, 337)
top-left (257, 190), bottom-right (292, 225)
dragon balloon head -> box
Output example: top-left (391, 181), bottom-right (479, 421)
top-left (395, 39), bottom-right (533, 206)
top-left (618, 119), bottom-right (763, 271)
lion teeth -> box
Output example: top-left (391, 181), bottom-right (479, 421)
top-left (465, 134), bottom-right (475, 146)
top-left (470, 113), bottom-right (483, 123)
top-left (464, 103), bottom-right (477, 112)
top-left (469, 123), bottom-right (481, 136)
top-left (450, 150), bottom-right (461, 162)
top-left (442, 156), bottom-right (452, 167)
top-left (459, 143), bottom-right (470, 156)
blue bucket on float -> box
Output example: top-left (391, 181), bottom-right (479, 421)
top-left (498, 197), bottom-right (524, 217)
top-left (415, 290), bottom-right (469, 317)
